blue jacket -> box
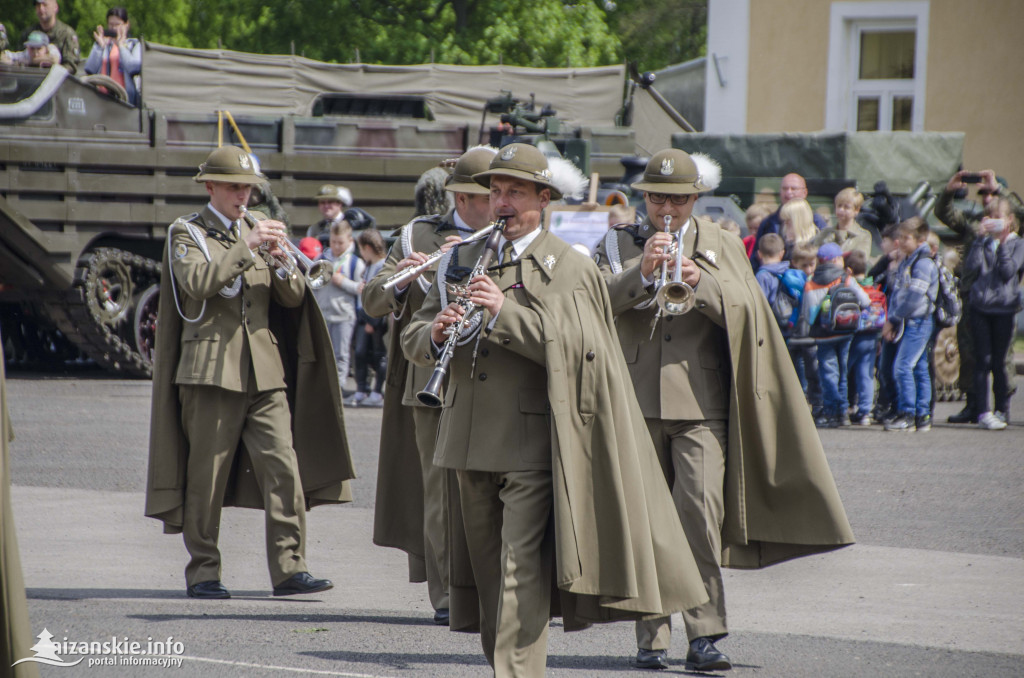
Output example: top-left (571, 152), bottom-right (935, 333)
top-left (889, 244), bottom-right (937, 323)
top-left (754, 261), bottom-right (791, 305)
top-left (965, 234), bottom-right (1024, 314)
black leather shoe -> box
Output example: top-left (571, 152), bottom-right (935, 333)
top-left (686, 637), bottom-right (731, 672)
top-left (186, 580), bottom-right (230, 599)
top-left (947, 406), bottom-right (976, 424)
top-left (635, 648), bottom-right (669, 670)
top-left (433, 608), bottom-right (450, 625)
top-left (272, 572), bottom-right (334, 597)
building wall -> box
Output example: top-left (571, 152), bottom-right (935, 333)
top-left (741, 0), bottom-right (1022, 191)
top-left (746, 0), bottom-right (832, 133)
top-left (925, 0), bottom-right (1023, 191)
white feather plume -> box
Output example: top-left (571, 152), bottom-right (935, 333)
top-left (691, 152), bottom-right (722, 192)
top-left (547, 156), bottom-right (589, 201)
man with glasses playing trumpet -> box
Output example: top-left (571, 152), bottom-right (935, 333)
top-left (362, 145), bottom-right (497, 626)
top-left (594, 148), bottom-right (854, 672)
top-left (146, 145), bottom-right (354, 600)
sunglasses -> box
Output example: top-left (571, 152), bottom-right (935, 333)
top-left (647, 193), bottom-right (692, 205)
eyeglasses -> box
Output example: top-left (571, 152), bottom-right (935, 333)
top-left (646, 192), bottom-right (691, 205)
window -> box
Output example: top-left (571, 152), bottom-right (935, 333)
top-left (826, 2), bottom-right (929, 133)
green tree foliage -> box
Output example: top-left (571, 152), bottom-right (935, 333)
top-left (0, 0), bottom-right (703, 70)
top-left (607, 0), bottom-right (707, 72)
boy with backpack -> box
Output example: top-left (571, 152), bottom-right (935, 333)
top-left (881, 218), bottom-right (939, 432)
top-left (795, 242), bottom-right (870, 428)
top-left (845, 250), bottom-right (886, 425)
top-left (755, 233), bottom-right (793, 327)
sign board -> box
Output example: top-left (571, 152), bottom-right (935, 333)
top-left (546, 205), bottom-right (612, 254)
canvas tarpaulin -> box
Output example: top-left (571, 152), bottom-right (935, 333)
top-left (140, 42), bottom-right (626, 129)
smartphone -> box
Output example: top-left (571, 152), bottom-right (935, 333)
top-left (103, 28), bottom-right (118, 38)
top-left (984, 218), bottom-right (1005, 234)
top-left (961, 173), bottom-right (983, 184)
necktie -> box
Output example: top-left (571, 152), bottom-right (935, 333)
top-left (231, 220), bottom-right (240, 239)
top-left (499, 240), bottom-right (515, 266)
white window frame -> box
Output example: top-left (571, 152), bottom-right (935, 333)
top-left (825, 1), bottom-right (929, 132)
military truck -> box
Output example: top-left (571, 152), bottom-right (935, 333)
top-left (0, 44), bottom-right (640, 376)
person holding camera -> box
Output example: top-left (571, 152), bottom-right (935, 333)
top-left (84, 7), bottom-right (141, 106)
top-left (935, 169), bottom-right (1024, 424)
top-left (962, 201), bottom-right (1024, 430)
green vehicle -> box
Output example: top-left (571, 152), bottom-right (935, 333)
top-left (0, 41), bottom-right (643, 377)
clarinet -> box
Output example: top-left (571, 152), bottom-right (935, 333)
top-left (416, 218), bottom-right (506, 407)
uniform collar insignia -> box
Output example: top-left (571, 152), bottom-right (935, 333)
top-left (660, 158), bottom-right (674, 175)
top-left (543, 254), bottom-right (556, 270)
top-left (704, 249), bottom-right (717, 264)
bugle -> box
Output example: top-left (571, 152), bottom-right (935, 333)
top-left (380, 222), bottom-right (498, 291)
top-left (242, 207), bottom-right (332, 289)
top-left (649, 214), bottom-right (695, 339)
top-left (417, 217), bottom-right (507, 407)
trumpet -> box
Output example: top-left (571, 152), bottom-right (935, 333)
top-left (242, 207), bottom-right (332, 290)
top-left (417, 217), bottom-right (507, 408)
top-left (380, 222), bottom-right (499, 291)
top-left (649, 214), bottom-right (695, 339)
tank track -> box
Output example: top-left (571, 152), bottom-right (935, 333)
top-left (42, 247), bottom-right (160, 378)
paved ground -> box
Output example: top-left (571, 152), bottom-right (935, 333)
top-left (5, 370), bottom-right (1023, 677)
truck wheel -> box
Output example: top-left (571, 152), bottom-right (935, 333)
top-left (45, 247), bottom-right (160, 377)
top-left (932, 325), bottom-right (961, 401)
top-left (133, 283), bottom-right (160, 367)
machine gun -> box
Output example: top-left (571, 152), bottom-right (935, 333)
top-left (479, 91), bottom-right (588, 175)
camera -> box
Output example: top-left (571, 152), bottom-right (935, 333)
top-left (961, 172), bottom-right (983, 184)
top-left (103, 28), bottom-right (118, 38)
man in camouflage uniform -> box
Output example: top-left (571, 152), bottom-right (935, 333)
top-left (21, 0), bottom-right (80, 75)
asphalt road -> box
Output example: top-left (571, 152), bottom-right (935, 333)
top-left (5, 368), bottom-right (1023, 677)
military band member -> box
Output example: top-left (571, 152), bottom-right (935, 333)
top-left (362, 146), bottom-right (497, 624)
top-left (401, 144), bottom-right (709, 677)
top-left (145, 146), bottom-right (354, 599)
top-left (594, 149), bottom-right (855, 671)
top-left (1, 332), bottom-right (41, 678)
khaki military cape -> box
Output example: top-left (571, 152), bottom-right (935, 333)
top-left (440, 231), bottom-right (709, 632)
top-left (1, 338), bottom-right (40, 678)
top-left (363, 213), bottom-right (458, 580)
top-left (145, 212), bottom-right (354, 533)
top-left (604, 217), bottom-right (855, 568)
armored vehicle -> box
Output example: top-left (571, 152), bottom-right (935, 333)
top-left (0, 44), bottom-right (637, 376)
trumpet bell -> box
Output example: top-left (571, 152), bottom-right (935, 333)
top-left (656, 281), bottom-right (695, 315)
top-left (305, 260), bottom-right (333, 290)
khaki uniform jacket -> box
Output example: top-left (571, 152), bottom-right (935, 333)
top-left (145, 208), bottom-right (354, 533)
top-left (402, 230), bottom-right (708, 631)
top-left (362, 212), bottom-right (465, 563)
top-left (1, 339), bottom-right (40, 677)
top-left (595, 216), bottom-right (855, 568)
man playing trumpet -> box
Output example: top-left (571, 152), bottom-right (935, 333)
top-left (594, 149), bottom-right (854, 671)
top-left (146, 145), bottom-right (354, 600)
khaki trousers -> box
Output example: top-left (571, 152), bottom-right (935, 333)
top-left (179, 380), bottom-right (307, 587)
top-left (413, 405), bottom-right (450, 611)
top-left (636, 418), bottom-right (728, 649)
top-left (457, 469), bottom-right (553, 678)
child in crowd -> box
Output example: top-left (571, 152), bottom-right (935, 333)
top-left (845, 250), bottom-right (884, 425)
top-left (785, 243), bottom-right (823, 414)
top-left (314, 220), bottom-right (365, 396)
top-left (745, 203), bottom-right (773, 258)
top-left (796, 243), bottom-right (870, 427)
top-left (780, 199), bottom-right (818, 260)
top-left (816, 188), bottom-right (874, 260)
top-left (348, 229), bottom-right (389, 407)
top-left (963, 199), bottom-right (1024, 430)
top-left (868, 223), bottom-right (903, 420)
top-left (882, 218), bottom-right (938, 432)
top-left (608, 203), bottom-right (636, 229)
